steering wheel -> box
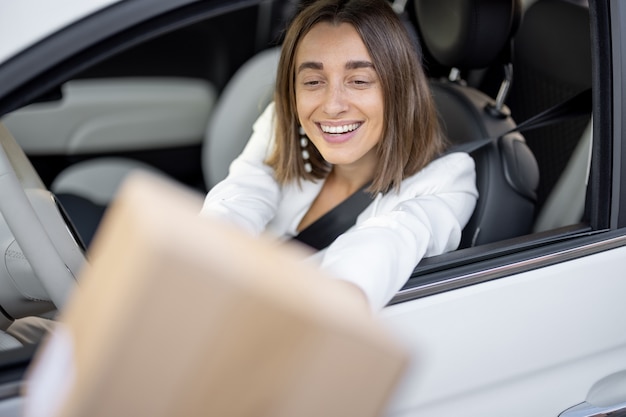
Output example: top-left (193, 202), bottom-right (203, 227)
top-left (0, 123), bottom-right (86, 324)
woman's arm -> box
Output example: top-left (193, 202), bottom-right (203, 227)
top-left (200, 103), bottom-right (281, 235)
top-left (317, 153), bottom-right (478, 311)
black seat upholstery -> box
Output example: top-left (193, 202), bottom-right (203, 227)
top-left (505, 0), bottom-right (592, 218)
top-left (414, 0), bottom-right (539, 248)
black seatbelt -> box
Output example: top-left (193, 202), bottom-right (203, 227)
top-left (451, 87), bottom-right (592, 154)
top-left (293, 183), bottom-right (374, 250)
top-left (511, 87), bottom-right (592, 132)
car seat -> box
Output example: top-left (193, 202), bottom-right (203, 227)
top-left (202, 47), bottom-right (281, 188)
top-left (414, 0), bottom-right (539, 248)
top-left (533, 118), bottom-right (592, 232)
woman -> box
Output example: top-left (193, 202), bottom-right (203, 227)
top-left (201, 0), bottom-right (478, 310)
top-left (2, 0), bottom-right (473, 349)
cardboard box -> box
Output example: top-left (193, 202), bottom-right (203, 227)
top-left (24, 172), bottom-right (408, 417)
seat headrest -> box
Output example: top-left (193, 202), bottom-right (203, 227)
top-left (414, 0), bottom-right (521, 69)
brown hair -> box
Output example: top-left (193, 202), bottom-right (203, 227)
top-left (267, 0), bottom-right (445, 194)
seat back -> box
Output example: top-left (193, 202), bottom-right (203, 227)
top-left (506, 0), bottom-right (592, 230)
top-left (202, 47), bottom-right (281, 189)
top-left (533, 118), bottom-right (592, 232)
top-left (415, 0), bottom-right (539, 247)
top-left (432, 82), bottom-right (539, 248)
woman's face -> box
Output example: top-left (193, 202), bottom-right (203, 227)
top-left (295, 22), bottom-right (384, 173)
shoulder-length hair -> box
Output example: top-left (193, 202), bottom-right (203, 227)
top-left (267, 0), bottom-right (446, 194)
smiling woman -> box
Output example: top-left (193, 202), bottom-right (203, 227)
top-left (200, 0), bottom-right (478, 310)
top-left (294, 23), bottom-right (383, 181)
top-left (293, 21), bottom-right (385, 231)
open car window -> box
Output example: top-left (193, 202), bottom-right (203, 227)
top-left (0, 0), bottom-right (614, 302)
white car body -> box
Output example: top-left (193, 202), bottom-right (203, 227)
top-left (383, 247), bottom-right (626, 415)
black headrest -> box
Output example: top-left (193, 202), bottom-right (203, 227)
top-left (414, 0), bottom-right (522, 69)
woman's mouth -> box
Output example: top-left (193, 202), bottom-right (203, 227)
top-left (320, 122), bottom-right (361, 134)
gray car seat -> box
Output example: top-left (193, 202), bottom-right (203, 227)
top-left (202, 47), bottom-right (281, 188)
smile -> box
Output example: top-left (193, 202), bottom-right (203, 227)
top-left (320, 123), bottom-right (361, 134)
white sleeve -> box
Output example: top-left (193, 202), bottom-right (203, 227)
top-left (317, 153), bottom-right (478, 311)
top-left (200, 103), bottom-right (280, 235)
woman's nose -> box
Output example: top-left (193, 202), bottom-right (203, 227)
top-left (322, 83), bottom-right (348, 116)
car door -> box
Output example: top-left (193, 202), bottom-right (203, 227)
top-left (380, 0), bottom-right (626, 415)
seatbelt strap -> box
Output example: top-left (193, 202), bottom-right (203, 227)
top-left (292, 183), bottom-right (374, 250)
top-left (511, 87), bottom-right (592, 132)
top-left (451, 87), bottom-right (592, 154)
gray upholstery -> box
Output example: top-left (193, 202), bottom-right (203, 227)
top-left (52, 157), bottom-right (165, 205)
top-left (47, 52), bottom-right (279, 246)
top-left (37, 78), bottom-right (217, 246)
top-left (5, 78), bottom-right (216, 155)
top-left (533, 119), bottom-right (592, 232)
top-left (0, 331), bottom-right (22, 351)
top-left (203, 47), bottom-right (281, 188)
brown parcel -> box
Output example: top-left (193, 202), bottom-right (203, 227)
top-left (24, 172), bottom-right (409, 417)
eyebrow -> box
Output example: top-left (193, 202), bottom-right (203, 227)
top-left (296, 60), bottom-right (374, 73)
top-left (345, 60), bottom-right (374, 70)
top-left (297, 61), bottom-right (323, 73)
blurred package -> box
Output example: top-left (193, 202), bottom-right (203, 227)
top-left (22, 172), bottom-right (408, 417)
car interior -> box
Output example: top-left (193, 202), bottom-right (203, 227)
top-left (0, 0), bottom-right (593, 349)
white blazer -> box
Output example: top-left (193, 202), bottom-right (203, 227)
top-left (201, 103), bottom-right (478, 310)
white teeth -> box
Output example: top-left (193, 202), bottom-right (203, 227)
top-left (321, 123), bottom-right (360, 134)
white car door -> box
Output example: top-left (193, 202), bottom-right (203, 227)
top-left (381, 0), bottom-right (626, 415)
top-left (382, 246), bottom-right (626, 416)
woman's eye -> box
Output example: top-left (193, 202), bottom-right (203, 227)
top-left (301, 79), bottom-right (324, 88)
top-left (351, 79), bottom-right (372, 87)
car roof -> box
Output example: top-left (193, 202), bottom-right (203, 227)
top-left (0, 0), bottom-right (123, 64)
